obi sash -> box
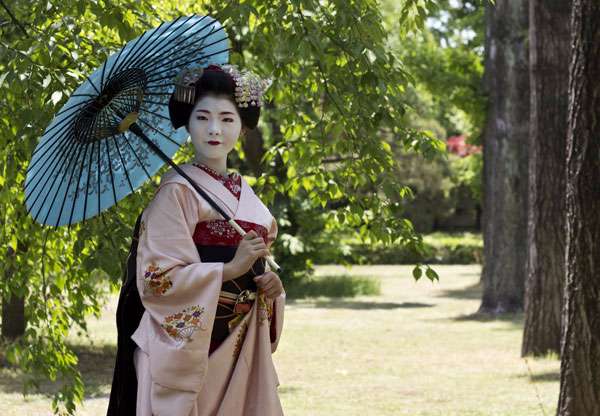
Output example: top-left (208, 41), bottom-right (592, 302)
top-left (193, 218), bottom-right (269, 353)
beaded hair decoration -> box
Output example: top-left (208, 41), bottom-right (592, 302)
top-left (172, 64), bottom-right (272, 108)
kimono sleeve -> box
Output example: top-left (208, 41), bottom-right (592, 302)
top-left (134, 182), bottom-right (223, 414)
top-left (265, 217), bottom-right (286, 353)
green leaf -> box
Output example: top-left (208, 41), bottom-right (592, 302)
top-left (425, 267), bottom-right (439, 282)
top-left (50, 91), bottom-right (63, 106)
top-left (0, 72), bottom-right (8, 89)
top-left (412, 266), bottom-right (422, 281)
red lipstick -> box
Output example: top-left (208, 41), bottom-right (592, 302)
top-left (207, 141), bottom-right (221, 145)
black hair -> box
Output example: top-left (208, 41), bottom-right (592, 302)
top-left (168, 67), bottom-right (260, 130)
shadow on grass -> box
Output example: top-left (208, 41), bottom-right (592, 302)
top-left (515, 370), bottom-right (560, 383)
top-left (452, 310), bottom-right (523, 321)
top-left (0, 342), bottom-right (116, 399)
top-left (285, 298), bottom-right (435, 309)
top-left (449, 311), bottom-right (524, 329)
top-left (435, 281), bottom-right (483, 300)
top-left (314, 300), bottom-right (433, 310)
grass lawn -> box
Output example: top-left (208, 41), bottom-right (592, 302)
top-left (1, 265), bottom-right (559, 415)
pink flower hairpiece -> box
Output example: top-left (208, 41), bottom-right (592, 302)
top-left (172, 64), bottom-right (272, 108)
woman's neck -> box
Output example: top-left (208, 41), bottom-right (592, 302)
top-left (193, 156), bottom-right (227, 176)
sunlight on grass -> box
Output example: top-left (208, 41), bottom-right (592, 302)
top-left (1, 265), bottom-right (560, 416)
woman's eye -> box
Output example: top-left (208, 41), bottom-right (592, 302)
top-left (223, 118), bottom-right (234, 122)
top-left (196, 116), bottom-right (208, 120)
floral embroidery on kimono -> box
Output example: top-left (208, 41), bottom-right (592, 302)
top-left (139, 219), bottom-right (146, 236)
top-left (232, 320), bottom-right (249, 359)
top-left (142, 261), bottom-right (173, 296)
top-left (257, 292), bottom-right (273, 325)
top-left (161, 305), bottom-right (207, 345)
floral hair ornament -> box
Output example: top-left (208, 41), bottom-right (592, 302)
top-left (172, 64), bottom-right (272, 107)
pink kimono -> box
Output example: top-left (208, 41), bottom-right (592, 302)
top-left (108, 163), bottom-right (285, 416)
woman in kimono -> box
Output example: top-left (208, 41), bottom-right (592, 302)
top-left (107, 64), bottom-right (285, 416)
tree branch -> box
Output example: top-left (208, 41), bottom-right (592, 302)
top-left (0, 0), bottom-right (28, 37)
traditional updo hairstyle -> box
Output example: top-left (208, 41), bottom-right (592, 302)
top-left (168, 65), bottom-right (260, 131)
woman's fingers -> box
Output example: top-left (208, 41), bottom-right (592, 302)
top-left (265, 287), bottom-right (282, 298)
top-left (254, 272), bottom-right (275, 286)
top-left (261, 278), bottom-right (277, 291)
top-left (243, 230), bottom-right (258, 240)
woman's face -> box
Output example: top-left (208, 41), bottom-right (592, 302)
top-left (187, 94), bottom-right (242, 161)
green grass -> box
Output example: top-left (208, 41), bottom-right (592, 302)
top-left (422, 231), bottom-right (483, 248)
top-left (285, 273), bottom-right (381, 299)
top-left (1, 265), bottom-right (559, 415)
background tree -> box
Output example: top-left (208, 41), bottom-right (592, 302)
top-left (557, 0), bottom-right (600, 413)
top-left (0, 1), bottom-right (441, 413)
top-left (478, 0), bottom-right (529, 314)
top-left (383, 0), bottom-right (486, 235)
top-left (521, 0), bottom-right (571, 358)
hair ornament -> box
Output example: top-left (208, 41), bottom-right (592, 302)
top-left (172, 64), bottom-right (272, 108)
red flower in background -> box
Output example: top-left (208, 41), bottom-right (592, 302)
top-left (446, 134), bottom-right (482, 157)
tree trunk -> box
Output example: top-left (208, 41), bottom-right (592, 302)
top-left (521, 0), bottom-right (571, 357)
top-left (242, 128), bottom-right (266, 177)
top-left (479, 0), bottom-right (530, 314)
top-left (1, 246), bottom-right (25, 340)
top-left (557, 0), bottom-right (600, 413)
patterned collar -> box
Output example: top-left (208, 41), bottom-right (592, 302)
top-left (193, 162), bottom-right (239, 179)
top-left (192, 162), bottom-right (242, 199)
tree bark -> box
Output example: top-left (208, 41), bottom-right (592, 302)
top-left (557, 0), bottom-right (600, 413)
top-left (242, 128), bottom-right (266, 177)
top-left (479, 0), bottom-right (530, 314)
top-left (1, 246), bottom-right (25, 340)
top-left (521, 0), bottom-right (571, 357)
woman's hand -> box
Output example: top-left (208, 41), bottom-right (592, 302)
top-left (223, 230), bottom-right (270, 282)
top-left (253, 271), bottom-right (284, 299)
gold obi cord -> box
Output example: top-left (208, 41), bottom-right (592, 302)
top-left (216, 289), bottom-right (256, 333)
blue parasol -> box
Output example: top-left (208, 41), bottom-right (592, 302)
top-left (24, 14), bottom-right (228, 227)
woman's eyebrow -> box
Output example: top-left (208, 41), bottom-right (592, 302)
top-left (196, 109), bottom-right (236, 115)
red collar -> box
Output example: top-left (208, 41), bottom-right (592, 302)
top-left (193, 162), bottom-right (238, 180)
top-left (192, 162), bottom-right (242, 200)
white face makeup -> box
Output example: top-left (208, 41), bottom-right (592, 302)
top-left (187, 94), bottom-right (242, 167)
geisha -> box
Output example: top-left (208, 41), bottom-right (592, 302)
top-left (107, 64), bottom-right (285, 416)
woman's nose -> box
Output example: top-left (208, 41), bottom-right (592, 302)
top-left (208, 121), bottom-right (221, 135)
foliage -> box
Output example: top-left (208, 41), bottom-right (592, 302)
top-left (0, 1), bottom-right (167, 413)
top-left (193, 0), bottom-right (447, 281)
top-left (0, 0), bottom-right (444, 413)
top-left (381, 0), bottom-right (486, 231)
top-left (385, 148), bottom-right (480, 233)
top-left (387, 0), bottom-right (487, 143)
top-left (313, 231), bottom-right (482, 264)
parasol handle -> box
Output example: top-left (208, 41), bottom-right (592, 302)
top-left (227, 218), bottom-right (281, 272)
top-left (128, 122), bottom-right (282, 273)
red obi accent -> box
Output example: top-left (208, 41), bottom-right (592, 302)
top-left (234, 303), bottom-right (252, 314)
top-left (193, 219), bottom-right (269, 246)
top-left (193, 163), bottom-right (242, 200)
